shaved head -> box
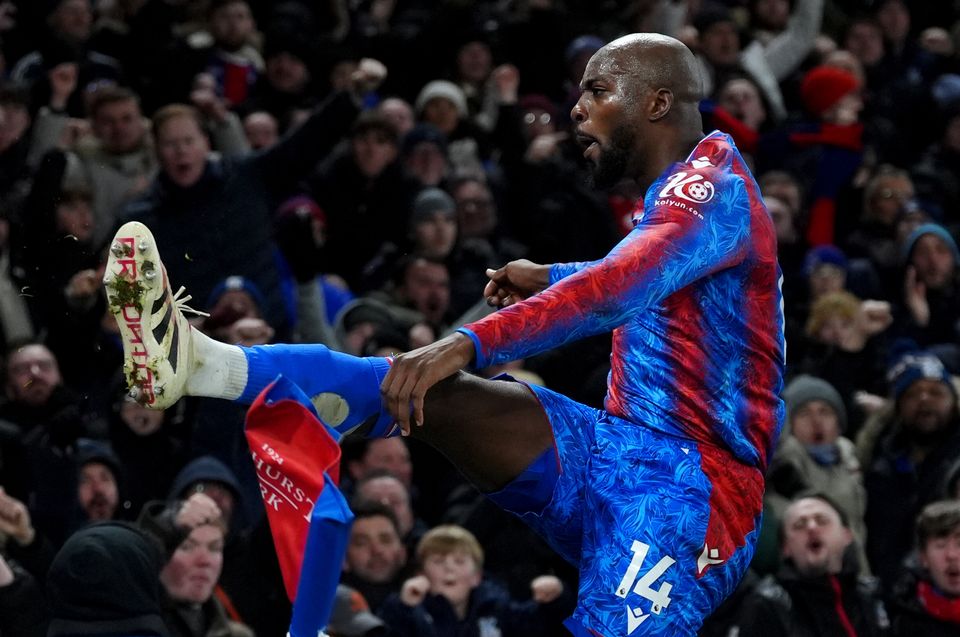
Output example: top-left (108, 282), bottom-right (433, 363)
top-left (601, 33), bottom-right (704, 114)
top-left (572, 33), bottom-right (705, 190)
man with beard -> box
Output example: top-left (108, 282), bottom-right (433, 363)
top-left (75, 440), bottom-right (123, 524)
top-left (863, 351), bottom-right (960, 592)
top-left (105, 33), bottom-right (784, 636)
top-left (735, 495), bottom-right (887, 636)
top-left (0, 342), bottom-right (98, 545)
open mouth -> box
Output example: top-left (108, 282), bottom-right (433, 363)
top-left (575, 134), bottom-right (599, 161)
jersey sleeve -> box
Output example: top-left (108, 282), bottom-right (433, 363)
top-left (549, 260), bottom-right (601, 285)
top-left (460, 142), bottom-right (752, 369)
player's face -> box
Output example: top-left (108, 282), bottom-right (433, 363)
top-left (572, 49), bottom-right (642, 189)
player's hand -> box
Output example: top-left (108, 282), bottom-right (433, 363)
top-left (380, 332), bottom-right (475, 435)
top-left (400, 574), bottom-right (430, 606)
top-left (175, 492), bottom-right (222, 530)
top-left (0, 487), bottom-right (35, 546)
top-left (483, 259), bottom-right (551, 308)
top-left (530, 574), bottom-right (563, 603)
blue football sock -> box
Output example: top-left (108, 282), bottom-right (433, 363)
top-left (238, 344), bottom-right (397, 437)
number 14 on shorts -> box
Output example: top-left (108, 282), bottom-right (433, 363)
top-left (616, 540), bottom-right (676, 632)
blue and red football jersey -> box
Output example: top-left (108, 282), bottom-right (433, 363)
top-left (459, 131), bottom-right (785, 470)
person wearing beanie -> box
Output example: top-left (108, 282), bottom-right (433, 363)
top-left (767, 375), bottom-right (869, 571)
top-left (408, 188), bottom-right (458, 259)
top-left (896, 222), bottom-right (960, 350)
top-left (415, 80), bottom-right (469, 134)
top-left (759, 57), bottom-right (867, 247)
top-left (201, 275), bottom-right (276, 348)
top-left (73, 439), bottom-right (127, 529)
top-left (861, 349), bottom-right (960, 591)
top-left (800, 65), bottom-right (863, 123)
top-left (401, 123), bottom-right (451, 188)
top-left (47, 522), bottom-right (168, 636)
top-left (169, 456), bottom-right (244, 529)
top-left (413, 74), bottom-right (512, 177)
top-left (803, 244), bottom-right (849, 303)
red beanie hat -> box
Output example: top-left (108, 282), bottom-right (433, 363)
top-left (800, 66), bottom-right (860, 116)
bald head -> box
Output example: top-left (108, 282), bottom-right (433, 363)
top-left (599, 34), bottom-right (703, 109)
top-left (572, 33), bottom-right (705, 190)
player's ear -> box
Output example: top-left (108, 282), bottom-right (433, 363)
top-left (649, 88), bottom-right (673, 122)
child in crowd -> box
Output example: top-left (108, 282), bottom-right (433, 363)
top-left (379, 524), bottom-right (570, 637)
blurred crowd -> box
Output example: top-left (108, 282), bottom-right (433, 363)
top-left (1, 0), bottom-right (960, 635)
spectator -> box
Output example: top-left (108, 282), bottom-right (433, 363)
top-left (759, 64), bottom-right (865, 247)
top-left (844, 165), bottom-right (916, 294)
top-left (141, 493), bottom-right (253, 637)
top-left (378, 96), bottom-right (416, 138)
top-left (888, 499), bottom-right (960, 636)
top-left (340, 502), bottom-right (409, 613)
top-left (310, 110), bottom-right (421, 292)
top-left (767, 376), bottom-right (869, 567)
top-left (11, 0), bottom-right (122, 116)
top-left (241, 111), bottom-right (277, 150)
top-left (29, 85), bottom-right (156, 246)
top-left (123, 60), bottom-right (385, 332)
top-left (344, 438), bottom-right (413, 490)
top-left (860, 350), bottom-right (960, 590)
top-left (0, 549), bottom-right (43, 637)
top-left (798, 292), bottom-right (892, 427)
top-left (379, 524), bottom-right (569, 637)
top-left (241, 35), bottom-right (315, 127)
top-left (352, 469), bottom-right (428, 552)
top-left (735, 494), bottom-right (886, 636)
top-left (198, 0), bottom-right (262, 107)
top-left (47, 522), bottom-right (167, 637)
top-left (74, 438), bottom-right (126, 525)
top-left (894, 223), bottom-right (960, 351)
top-left (0, 342), bottom-right (97, 544)
top-left (400, 123), bottom-right (451, 188)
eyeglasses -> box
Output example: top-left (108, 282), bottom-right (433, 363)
top-left (876, 188), bottom-right (911, 201)
top-left (523, 112), bottom-right (552, 126)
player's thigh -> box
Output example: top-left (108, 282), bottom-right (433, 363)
top-left (487, 381), bottom-right (603, 567)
